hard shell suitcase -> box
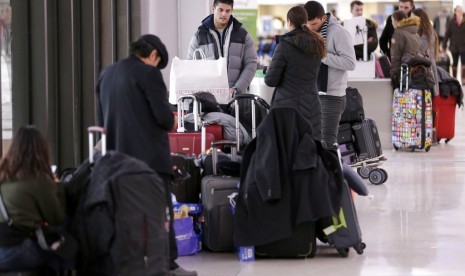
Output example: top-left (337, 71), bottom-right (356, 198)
top-left (319, 179), bottom-right (366, 257)
top-left (352, 118), bottom-right (383, 160)
top-left (171, 152), bottom-right (202, 203)
top-left (392, 64), bottom-right (433, 151)
top-left (433, 95), bottom-right (456, 143)
top-left (201, 141), bottom-right (239, 252)
top-left (169, 95), bottom-right (218, 155)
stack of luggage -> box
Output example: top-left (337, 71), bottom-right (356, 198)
top-left (338, 87), bottom-right (388, 185)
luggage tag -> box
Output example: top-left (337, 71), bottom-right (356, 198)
top-left (323, 208), bottom-right (348, 236)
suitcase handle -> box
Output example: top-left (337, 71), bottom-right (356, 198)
top-left (177, 95), bottom-right (201, 132)
top-left (211, 140), bottom-right (237, 175)
top-left (88, 126), bottom-right (106, 163)
top-left (400, 63), bottom-right (409, 91)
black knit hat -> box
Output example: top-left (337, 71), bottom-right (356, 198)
top-left (137, 34), bottom-right (169, 69)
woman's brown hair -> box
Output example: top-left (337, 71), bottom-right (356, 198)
top-left (287, 5), bottom-right (326, 58)
top-left (0, 126), bottom-right (53, 182)
top-left (412, 8), bottom-right (439, 60)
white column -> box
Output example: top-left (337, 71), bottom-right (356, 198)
top-left (140, 0), bottom-right (210, 84)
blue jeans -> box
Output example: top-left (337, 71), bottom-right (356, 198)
top-left (0, 238), bottom-right (58, 271)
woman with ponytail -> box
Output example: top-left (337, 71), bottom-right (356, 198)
top-left (265, 5), bottom-right (327, 140)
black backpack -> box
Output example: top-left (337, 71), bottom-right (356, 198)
top-left (340, 87), bottom-right (364, 123)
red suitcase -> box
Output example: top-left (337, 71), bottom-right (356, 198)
top-left (433, 95), bottom-right (456, 143)
top-left (170, 95), bottom-right (222, 155)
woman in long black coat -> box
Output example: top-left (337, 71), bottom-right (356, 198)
top-left (265, 5), bottom-right (326, 140)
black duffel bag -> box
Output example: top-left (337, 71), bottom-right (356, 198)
top-left (340, 87), bottom-right (364, 123)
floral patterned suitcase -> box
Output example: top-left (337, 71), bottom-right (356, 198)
top-left (391, 65), bottom-right (433, 152)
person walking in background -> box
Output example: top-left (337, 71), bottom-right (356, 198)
top-left (349, 0), bottom-right (379, 60)
top-left (96, 34), bottom-right (197, 276)
top-left (413, 8), bottom-right (440, 96)
top-left (304, 1), bottom-right (356, 149)
top-left (265, 5), bottom-right (327, 140)
top-left (442, 5), bottom-right (465, 83)
top-left (0, 126), bottom-right (66, 271)
top-left (379, 0), bottom-right (415, 58)
top-left (433, 9), bottom-right (450, 45)
top-left (187, 0), bottom-right (257, 95)
top-left (389, 10), bottom-right (420, 85)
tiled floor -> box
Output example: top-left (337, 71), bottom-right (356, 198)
top-left (178, 98), bottom-right (465, 275)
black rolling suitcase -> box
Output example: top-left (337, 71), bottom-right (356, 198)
top-left (319, 179), bottom-right (366, 257)
top-left (171, 152), bottom-right (201, 203)
top-left (201, 141), bottom-right (239, 252)
top-left (351, 118), bottom-right (382, 160)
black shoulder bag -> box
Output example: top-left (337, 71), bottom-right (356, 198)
top-left (0, 189), bottom-right (78, 260)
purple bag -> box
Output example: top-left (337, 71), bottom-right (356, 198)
top-left (174, 217), bottom-right (201, 256)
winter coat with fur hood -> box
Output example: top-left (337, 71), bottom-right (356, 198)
top-left (390, 15), bottom-right (421, 79)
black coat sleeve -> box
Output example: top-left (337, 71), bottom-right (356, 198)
top-left (264, 43), bottom-right (285, 88)
top-left (143, 68), bottom-right (174, 131)
top-left (379, 15), bottom-right (394, 57)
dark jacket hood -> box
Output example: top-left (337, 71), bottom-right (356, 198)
top-left (279, 28), bottom-right (320, 56)
top-left (201, 14), bottom-right (242, 31)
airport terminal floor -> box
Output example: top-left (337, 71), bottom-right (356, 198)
top-left (177, 90), bottom-right (465, 275)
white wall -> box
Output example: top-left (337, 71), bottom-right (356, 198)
top-left (140, 0), bottom-right (210, 84)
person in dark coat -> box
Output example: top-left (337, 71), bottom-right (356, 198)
top-left (265, 5), bottom-right (326, 140)
top-left (379, 0), bottom-right (415, 58)
top-left (442, 5), bottom-right (465, 83)
top-left (96, 34), bottom-right (197, 276)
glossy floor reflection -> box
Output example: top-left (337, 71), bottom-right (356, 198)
top-left (177, 104), bottom-right (465, 276)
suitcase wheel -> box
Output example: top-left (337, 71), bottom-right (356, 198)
top-left (378, 168), bottom-right (388, 184)
top-left (337, 247), bottom-right (349, 258)
top-left (357, 166), bottom-right (372, 179)
top-left (369, 169), bottom-right (384, 185)
top-left (445, 138), bottom-right (451, 144)
top-left (354, 242), bottom-right (366, 255)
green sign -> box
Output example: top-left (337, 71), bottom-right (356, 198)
top-left (234, 9), bottom-right (258, 43)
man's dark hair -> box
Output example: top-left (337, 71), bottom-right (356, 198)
top-left (399, 0), bottom-right (415, 9)
top-left (350, 1), bottom-right (364, 10)
top-left (214, 0), bottom-right (234, 7)
top-left (304, 1), bottom-right (326, 20)
top-left (129, 40), bottom-right (154, 58)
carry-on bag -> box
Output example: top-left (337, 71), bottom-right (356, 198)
top-left (227, 94), bottom-right (270, 149)
top-left (201, 141), bottom-right (240, 252)
top-left (337, 123), bottom-right (354, 145)
top-left (171, 152), bottom-right (202, 203)
top-left (318, 178), bottom-right (366, 257)
top-left (433, 95), bottom-right (456, 143)
top-left (392, 64), bottom-right (433, 151)
top-left (352, 118), bottom-right (383, 160)
top-left (340, 87), bottom-right (365, 123)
